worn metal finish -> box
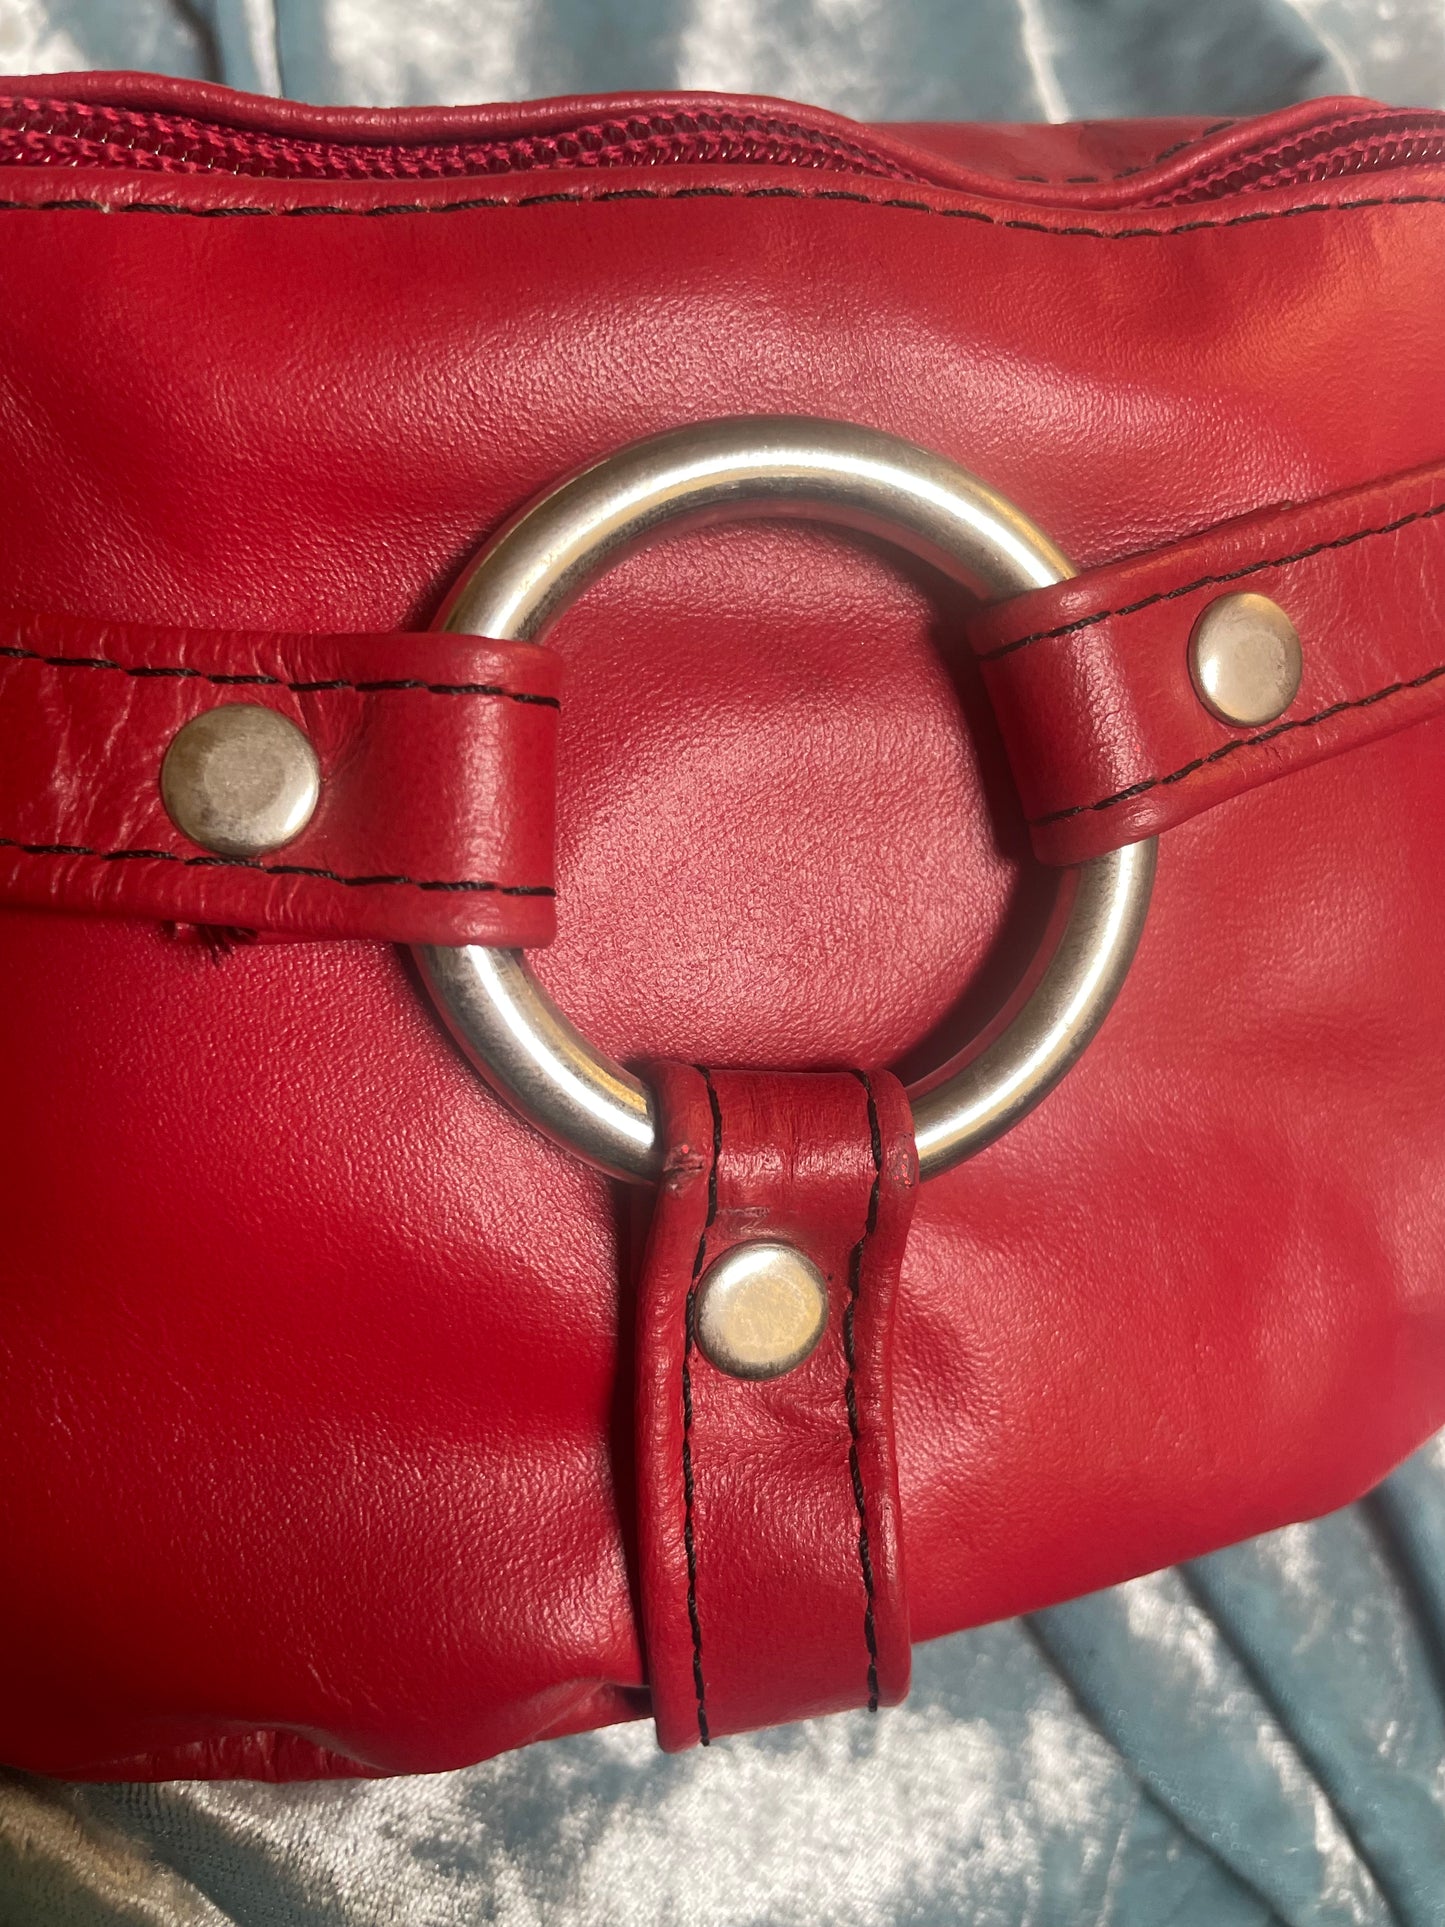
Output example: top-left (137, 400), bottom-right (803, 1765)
top-left (694, 1240), bottom-right (830, 1379)
top-left (159, 703), bottom-right (320, 858)
top-left (1189, 592), bottom-right (1303, 727)
top-left (418, 417), bottom-right (1156, 1183)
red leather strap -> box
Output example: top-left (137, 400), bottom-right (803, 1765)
top-left (0, 608), bottom-right (560, 944)
top-left (969, 459), bottom-right (1445, 863)
top-left (635, 1063), bottom-right (917, 1751)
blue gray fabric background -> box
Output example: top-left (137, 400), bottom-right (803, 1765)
top-left (1, 2), bottom-right (1444, 1922)
top-left (3, 0), bottom-right (1445, 117)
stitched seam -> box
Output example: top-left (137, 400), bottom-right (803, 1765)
top-left (1014, 119), bottom-right (1239, 185)
top-left (681, 1064), bottom-right (721, 1747)
top-left (1141, 119), bottom-right (1237, 169)
top-left (1032, 658), bottom-right (1445, 824)
top-left (0, 835), bottom-right (553, 893)
top-left (0, 187), bottom-right (1441, 233)
top-left (978, 497), bottom-right (1445, 659)
top-left (845, 1067), bottom-right (884, 1713)
top-left (0, 644), bottom-right (559, 706)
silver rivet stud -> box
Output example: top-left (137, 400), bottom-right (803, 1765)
top-left (1188, 593), bottom-right (1303, 728)
top-left (160, 704), bottom-right (321, 858)
top-left (695, 1241), bottom-right (829, 1381)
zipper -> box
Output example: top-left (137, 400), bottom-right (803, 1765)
top-left (1146, 107), bottom-right (1445, 205)
top-left (0, 95), bottom-right (925, 185)
top-left (1, 91), bottom-right (1444, 204)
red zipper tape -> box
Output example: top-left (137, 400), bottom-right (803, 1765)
top-left (0, 95), bottom-right (923, 184)
top-left (2, 93), bottom-right (1444, 205)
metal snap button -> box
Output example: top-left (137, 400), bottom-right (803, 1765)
top-left (160, 704), bottom-right (320, 859)
top-left (695, 1241), bottom-right (829, 1381)
top-left (1188, 593), bottom-right (1303, 727)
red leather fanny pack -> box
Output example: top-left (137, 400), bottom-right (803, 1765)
top-left (3, 72), bottom-right (1445, 1781)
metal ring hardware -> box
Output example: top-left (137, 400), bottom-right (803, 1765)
top-left (416, 417), bottom-right (1156, 1184)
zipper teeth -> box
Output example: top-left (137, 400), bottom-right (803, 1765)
top-left (5, 94), bottom-right (1445, 203)
top-left (1150, 110), bottom-right (1445, 204)
top-left (0, 95), bottom-right (923, 184)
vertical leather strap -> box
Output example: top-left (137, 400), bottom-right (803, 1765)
top-left (635, 1063), bottom-right (917, 1751)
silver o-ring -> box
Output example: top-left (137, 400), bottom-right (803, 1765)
top-left (417, 417), bottom-right (1155, 1183)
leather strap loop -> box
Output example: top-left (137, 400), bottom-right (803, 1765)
top-left (635, 1063), bottom-right (916, 1750)
top-left (969, 459), bottom-right (1445, 863)
top-left (0, 608), bottom-right (560, 944)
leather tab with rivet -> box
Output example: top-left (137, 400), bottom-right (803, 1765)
top-left (968, 458), bottom-right (1445, 864)
top-left (635, 1063), bottom-right (917, 1750)
top-left (0, 606), bottom-right (561, 946)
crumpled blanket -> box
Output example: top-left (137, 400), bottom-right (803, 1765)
top-left (4, 0), bottom-right (1444, 122)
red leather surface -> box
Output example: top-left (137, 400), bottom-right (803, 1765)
top-left (1, 81), bottom-right (1444, 1779)
top-left (637, 1065), bottom-right (914, 1749)
top-left (969, 460), bottom-right (1445, 862)
top-left (0, 608), bottom-right (559, 944)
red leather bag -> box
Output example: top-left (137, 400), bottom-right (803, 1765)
top-left (3, 73), bottom-right (1445, 1780)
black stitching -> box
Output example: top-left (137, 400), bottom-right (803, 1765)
top-left (1011, 121), bottom-right (1238, 186)
top-left (0, 835), bottom-right (553, 893)
top-left (681, 1064), bottom-right (722, 1747)
top-left (0, 187), bottom-right (1440, 236)
top-left (1145, 120), bottom-right (1237, 169)
top-left (1032, 658), bottom-right (1445, 825)
top-left (0, 643), bottom-right (559, 707)
top-left (978, 496), bottom-right (1445, 660)
top-left (845, 1067), bottom-right (885, 1713)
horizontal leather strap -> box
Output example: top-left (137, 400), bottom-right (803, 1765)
top-left (0, 608), bottom-right (560, 944)
top-left (968, 460), bottom-right (1445, 863)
